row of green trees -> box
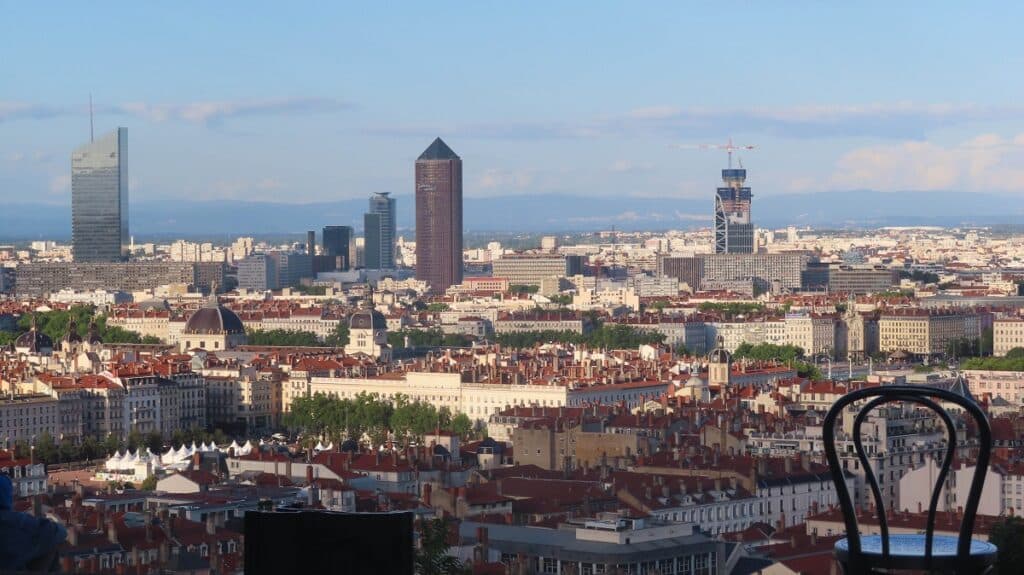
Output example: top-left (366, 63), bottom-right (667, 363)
top-left (493, 324), bottom-right (665, 350)
top-left (945, 328), bottom-right (993, 359)
top-left (961, 347), bottom-right (1024, 371)
top-left (696, 301), bottom-right (765, 318)
top-left (247, 329), bottom-right (323, 347)
top-left (284, 392), bottom-right (475, 447)
top-left (732, 342), bottom-right (823, 379)
top-left (244, 324), bottom-right (350, 347)
top-left (547, 294), bottom-right (573, 306)
top-left (0, 306), bottom-right (160, 346)
top-left (387, 329), bottom-right (474, 349)
top-left (7, 427), bottom-right (233, 465)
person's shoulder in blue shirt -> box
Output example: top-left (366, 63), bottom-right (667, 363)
top-left (0, 472), bottom-right (67, 572)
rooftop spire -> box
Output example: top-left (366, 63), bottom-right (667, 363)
top-left (204, 281), bottom-right (220, 309)
top-left (417, 137), bottom-right (459, 161)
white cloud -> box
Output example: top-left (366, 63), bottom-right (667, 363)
top-left (627, 106), bottom-right (682, 120)
top-left (49, 174), bottom-right (71, 195)
top-left (387, 101), bottom-right (1016, 141)
top-left (477, 168), bottom-right (535, 190)
top-left (115, 97), bottom-right (349, 126)
top-left (5, 150), bottom-right (55, 164)
top-left (211, 178), bottom-right (284, 197)
top-left (609, 160), bottom-right (655, 173)
top-left (0, 101), bottom-right (68, 122)
top-left (829, 133), bottom-right (1024, 192)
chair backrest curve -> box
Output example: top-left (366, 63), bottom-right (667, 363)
top-left (822, 384), bottom-right (992, 570)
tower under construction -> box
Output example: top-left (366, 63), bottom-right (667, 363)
top-left (714, 167), bottom-right (754, 254)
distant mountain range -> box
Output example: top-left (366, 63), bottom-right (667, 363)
top-left (2, 190), bottom-right (1023, 240)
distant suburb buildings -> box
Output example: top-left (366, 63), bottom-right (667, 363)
top-left (415, 138), bottom-right (463, 293)
top-left (72, 128), bottom-right (129, 262)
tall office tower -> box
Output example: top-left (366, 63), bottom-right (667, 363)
top-left (322, 225), bottom-right (353, 270)
top-left (72, 128), bottom-right (129, 262)
top-left (365, 192), bottom-right (396, 269)
top-left (415, 138), bottom-right (463, 292)
top-left (713, 167), bottom-right (754, 254)
top-left (364, 213), bottom-right (382, 269)
top-left (306, 231), bottom-right (316, 255)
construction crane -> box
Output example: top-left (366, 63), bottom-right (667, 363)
top-left (672, 137), bottom-right (756, 168)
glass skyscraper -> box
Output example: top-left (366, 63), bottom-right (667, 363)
top-left (72, 128), bottom-right (129, 262)
top-left (322, 225), bottom-right (353, 270)
top-left (365, 192), bottom-right (396, 269)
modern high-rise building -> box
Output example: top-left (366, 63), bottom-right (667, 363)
top-left (713, 168), bottom-right (754, 254)
top-left (268, 252), bottom-right (314, 288)
top-left (72, 128), bottom-right (129, 262)
top-left (364, 192), bottom-right (396, 270)
top-left (237, 254), bottom-right (278, 291)
top-left (364, 213), bottom-right (382, 269)
top-left (658, 253), bottom-right (810, 294)
top-left (322, 225), bottom-right (353, 270)
top-left (306, 230), bottom-right (316, 255)
top-left (415, 138), bottom-right (463, 292)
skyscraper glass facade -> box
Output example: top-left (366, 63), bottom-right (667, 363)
top-left (322, 225), bottom-right (353, 270)
top-left (365, 192), bottom-right (396, 269)
top-left (713, 168), bottom-right (754, 254)
top-left (72, 128), bottom-right (128, 262)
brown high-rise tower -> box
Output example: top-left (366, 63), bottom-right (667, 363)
top-left (415, 138), bottom-right (463, 292)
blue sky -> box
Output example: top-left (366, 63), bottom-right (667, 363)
top-left (2, 2), bottom-right (1023, 206)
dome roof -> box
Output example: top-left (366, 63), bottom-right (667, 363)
top-left (16, 327), bottom-right (53, 352)
top-left (185, 295), bottom-right (244, 335)
top-left (685, 375), bottom-right (707, 388)
top-left (708, 347), bottom-right (731, 363)
top-left (350, 308), bottom-right (387, 330)
top-left (707, 335), bottom-right (731, 364)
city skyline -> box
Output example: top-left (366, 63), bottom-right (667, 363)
top-left (1, 6), bottom-right (1021, 575)
top-left (4, 3), bottom-right (1024, 208)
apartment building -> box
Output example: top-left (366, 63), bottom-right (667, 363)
top-left (879, 310), bottom-right (982, 356)
top-left (993, 317), bottom-right (1024, 356)
top-left (0, 394), bottom-right (60, 442)
top-left (308, 371), bottom-right (569, 424)
top-left (784, 314), bottom-right (838, 358)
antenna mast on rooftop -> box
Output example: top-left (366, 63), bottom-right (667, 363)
top-left (89, 94), bottom-right (94, 142)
